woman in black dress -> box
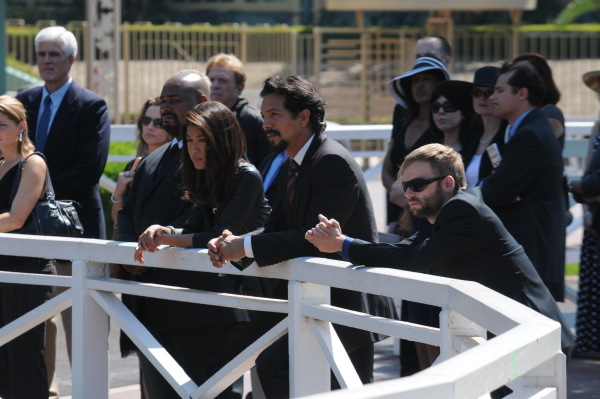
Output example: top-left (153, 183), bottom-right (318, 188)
top-left (383, 56), bottom-right (449, 236)
top-left (0, 95), bottom-right (56, 399)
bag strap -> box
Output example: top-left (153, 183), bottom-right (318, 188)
top-left (130, 156), bottom-right (143, 173)
top-left (8, 152), bottom-right (56, 205)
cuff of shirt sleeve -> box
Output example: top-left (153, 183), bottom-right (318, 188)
top-left (339, 235), bottom-right (354, 261)
top-left (244, 236), bottom-right (254, 258)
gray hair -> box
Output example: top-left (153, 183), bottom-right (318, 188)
top-left (35, 26), bottom-right (78, 58)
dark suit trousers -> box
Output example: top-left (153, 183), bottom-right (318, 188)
top-left (0, 257), bottom-right (55, 399)
top-left (140, 322), bottom-right (249, 399)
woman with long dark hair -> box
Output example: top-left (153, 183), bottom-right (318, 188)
top-left (133, 101), bottom-right (269, 262)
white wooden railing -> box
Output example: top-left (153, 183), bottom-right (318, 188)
top-left (0, 233), bottom-right (565, 399)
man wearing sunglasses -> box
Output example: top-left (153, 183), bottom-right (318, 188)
top-left (306, 143), bottom-right (575, 353)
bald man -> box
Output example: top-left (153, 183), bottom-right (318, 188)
top-left (117, 72), bottom-right (248, 399)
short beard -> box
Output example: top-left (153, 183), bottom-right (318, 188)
top-left (163, 122), bottom-right (180, 139)
top-left (410, 183), bottom-right (445, 219)
top-left (271, 139), bottom-right (289, 154)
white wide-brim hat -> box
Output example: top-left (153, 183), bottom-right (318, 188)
top-left (387, 56), bottom-right (451, 107)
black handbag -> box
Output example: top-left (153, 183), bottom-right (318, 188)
top-left (6, 152), bottom-right (84, 237)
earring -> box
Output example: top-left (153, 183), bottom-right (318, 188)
top-left (18, 132), bottom-right (23, 142)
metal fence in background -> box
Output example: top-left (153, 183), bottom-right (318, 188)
top-left (6, 23), bottom-right (600, 123)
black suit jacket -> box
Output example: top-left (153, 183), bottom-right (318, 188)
top-left (348, 188), bottom-right (575, 350)
top-left (17, 81), bottom-right (110, 239)
top-left (231, 98), bottom-right (271, 167)
top-left (258, 152), bottom-right (281, 208)
top-left (117, 144), bottom-right (251, 331)
top-left (251, 132), bottom-right (397, 344)
top-left (480, 108), bottom-right (565, 300)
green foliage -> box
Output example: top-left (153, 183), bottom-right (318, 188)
top-left (556, 0), bottom-right (600, 26)
top-left (6, 56), bottom-right (40, 78)
top-left (565, 263), bottom-right (580, 276)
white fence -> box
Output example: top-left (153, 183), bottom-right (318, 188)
top-left (0, 233), bottom-right (565, 399)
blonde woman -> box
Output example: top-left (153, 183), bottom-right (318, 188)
top-left (0, 95), bottom-right (56, 398)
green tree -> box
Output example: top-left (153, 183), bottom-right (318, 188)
top-left (556, 0), bottom-right (600, 25)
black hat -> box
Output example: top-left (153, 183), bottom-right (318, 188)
top-left (583, 70), bottom-right (600, 93)
top-left (435, 81), bottom-right (474, 114)
top-left (435, 66), bottom-right (500, 112)
top-left (387, 56), bottom-right (450, 107)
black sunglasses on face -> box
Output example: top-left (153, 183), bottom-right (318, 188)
top-left (431, 102), bottom-right (459, 114)
top-left (470, 88), bottom-right (494, 99)
top-left (402, 176), bottom-right (446, 192)
top-left (141, 115), bottom-right (164, 129)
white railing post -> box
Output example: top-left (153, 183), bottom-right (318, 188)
top-left (289, 280), bottom-right (331, 398)
top-left (438, 308), bottom-right (487, 362)
top-left (520, 352), bottom-right (567, 399)
top-left (71, 260), bottom-right (110, 399)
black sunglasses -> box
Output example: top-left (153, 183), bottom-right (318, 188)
top-left (141, 115), bottom-right (164, 129)
top-left (402, 176), bottom-right (446, 192)
top-left (431, 102), bottom-right (459, 114)
top-left (470, 88), bottom-right (494, 99)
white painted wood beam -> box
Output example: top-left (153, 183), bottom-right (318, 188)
top-left (0, 289), bottom-right (72, 346)
top-left (89, 289), bottom-right (197, 397)
top-left (192, 318), bottom-right (289, 399)
top-left (88, 277), bottom-right (288, 313)
top-left (308, 318), bottom-right (362, 390)
top-left (302, 303), bottom-right (441, 346)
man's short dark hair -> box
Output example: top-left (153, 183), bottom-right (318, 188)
top-left (423, 35), bottom-right (453, 58)
top-left (260, 75), bottom-right (327, 135)
top-left (499, 62), bottom-right (546, 107)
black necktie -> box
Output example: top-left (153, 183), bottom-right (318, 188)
top-left (287, 159), bottom-right (299, 204)
top-left (36, 96), bottom-right (53, 153)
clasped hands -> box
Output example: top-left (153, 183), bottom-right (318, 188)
top-left (304, 214), bottom-right (346, 253)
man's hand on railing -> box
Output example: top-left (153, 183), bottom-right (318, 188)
top-left (207, 229), bottom-right (245, 268)
top-left (305, 214), bottom-right (345, 253)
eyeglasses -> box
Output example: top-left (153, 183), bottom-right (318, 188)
top-left (470, 88), bottom-right (494, 99)
top-left (141, 116), bottom-right (164, 129)
top-left (431, 102), bottom-right (459, 114)
top-left (402, 176), bottom-right (446, 192)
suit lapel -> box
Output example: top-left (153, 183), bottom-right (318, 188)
top-left (140, 144), bottom-right (181, 202)
top-left (44, 82), bottom-right (77, 156)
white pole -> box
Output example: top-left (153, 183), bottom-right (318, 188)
top-left (71, 260), bottom-right (110, 398)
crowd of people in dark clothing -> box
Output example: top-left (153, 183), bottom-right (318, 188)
top-left (0, 25), bottom-right (599, 399)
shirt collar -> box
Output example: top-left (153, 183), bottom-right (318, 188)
top-left (291, 134), bottom-right (315, 166)
top-left (170, 138), bottom-right (183, 149)
top-left (509, 108), bottom-right (535, 137)
top-left (42, 77), bottom-right (73, 106)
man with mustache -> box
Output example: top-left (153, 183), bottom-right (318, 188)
top-left (117, 71), bottom-right (248, 398)
top-left (207, 75), bottom-right (396, 398)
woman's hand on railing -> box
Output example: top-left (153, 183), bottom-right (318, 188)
top-left (138, 225), bottom-right (171, 253)
top-left (305, 214), bottom-right (345, 253)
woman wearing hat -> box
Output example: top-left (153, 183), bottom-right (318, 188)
top-left (437, 66), bottom-right (508, 188)
top-left (569, 70), bottom-right (600, 358)
top-left (383, 56), bottom-right (449, 236)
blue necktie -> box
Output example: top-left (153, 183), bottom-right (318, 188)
top-left (36, 96), bottom-right (53, 153)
